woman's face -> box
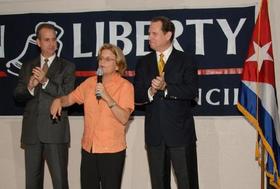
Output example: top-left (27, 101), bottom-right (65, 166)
top-left (98, 49), bottom-right (118, 75)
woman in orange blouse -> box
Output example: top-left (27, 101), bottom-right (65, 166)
top-left (50, 43), bottom-right (134, 189)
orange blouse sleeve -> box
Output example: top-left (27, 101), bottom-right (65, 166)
top-left (69, 77), bottom-right (94, 105)
top-left (118, 80), bottom-right (135, 113)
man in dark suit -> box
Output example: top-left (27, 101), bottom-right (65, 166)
top-left (134, 16), bottom-right (199, 189)
top-left (14, 23), bottom-right (75, 189)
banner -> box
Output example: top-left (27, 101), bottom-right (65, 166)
top-left (0, 7), bottom-right (255, 115)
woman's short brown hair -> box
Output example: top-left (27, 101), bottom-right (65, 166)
top-left (97, 43), bottom-right (127, 76)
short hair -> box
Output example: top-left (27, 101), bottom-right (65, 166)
top-left (151, 16), bottom-right (175, 42)
top-left (97, 43), bottom-right (127, 76)
top-left (36, 23), bottom-right (56, 39)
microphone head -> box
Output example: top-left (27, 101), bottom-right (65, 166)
top-left (97, 67), bottom-right (103, 84)
top-left (96, 67), bottom-right (103, 76)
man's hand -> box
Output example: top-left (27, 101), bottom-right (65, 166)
top-left (28, 75), bottom-right (40, 90)
top-left (149, 86), bottom-right (158, 96)
top-left (96, 83), bottom-right (110, 101)
top-left (151, 73), bottom-right (166, 91)
top-left (50, 98), bottom-right (62, 120)
top-left (32, 66), bottom-right (48, 84)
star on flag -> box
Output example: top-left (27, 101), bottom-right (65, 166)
top-left (246, 41), bottom-right (273, 71)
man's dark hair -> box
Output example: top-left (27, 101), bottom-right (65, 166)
top-left (151, 16), bottom-right (175, 42)
top-left (36, 23), bottom-right (56, 39)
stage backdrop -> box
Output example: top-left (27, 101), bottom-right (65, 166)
top-left (0, 6), bottom-right (255, 115)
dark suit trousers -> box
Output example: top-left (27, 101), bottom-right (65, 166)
top-left (147, 142), bottom-right (199, 189)
top-left (24, 143), bottom-right (69, 189)
top-left (80, 149), bottom-right (126, 189)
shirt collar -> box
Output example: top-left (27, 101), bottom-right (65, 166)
top-left (156, 45), bottom-right (173, 62)
top-left (103, 72), bottom-right (121, 86)
top-left (40, 54), bottom-right (56, 67)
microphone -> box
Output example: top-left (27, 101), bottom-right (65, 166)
top-left (96, 67), bottom-right (103, 101)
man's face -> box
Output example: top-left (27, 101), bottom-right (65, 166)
top-left (36, 28), bottom-right (57, 58)
top-left (148, 21), bottom-right (172, 52)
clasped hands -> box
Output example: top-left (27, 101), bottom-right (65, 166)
top-left (28, 67), bottom-right (48, 90)
top-left (150, 73), bottom-right (167, 96)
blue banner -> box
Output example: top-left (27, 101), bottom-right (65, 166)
top-left (0, 7), bottom-right (255, 115)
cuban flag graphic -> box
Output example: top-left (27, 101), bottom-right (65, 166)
top-left (237, 0), bottom-right (280, 188)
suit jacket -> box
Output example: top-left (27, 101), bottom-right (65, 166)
top-left (134, 48), bottom-right (198, 146)
top-left (14, 56), bottom-right (76, 144)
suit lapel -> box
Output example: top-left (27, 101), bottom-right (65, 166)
top-left (163, 48), bottom-right (176, 75)
top-left (32, 57), bottom-right (41, 95)
top-left (46, 56), bottom-right (60, 78)
top-left (147, 49), bottom-right (178, 77)
top-left (31, 57), bottom-right (41, 69)
top-left (149, 52), bottom-right (159, 76)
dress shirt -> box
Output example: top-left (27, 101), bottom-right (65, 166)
top-left (148, 45), bottom-right (173, 101)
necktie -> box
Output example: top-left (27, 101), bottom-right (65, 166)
top-left (158, 53), bottom-right (165, 75)
top-left (42, 58), bottom-right (49, 73)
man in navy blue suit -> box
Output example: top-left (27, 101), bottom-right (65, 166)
top-left (134, 16), bottom-right (199, 189)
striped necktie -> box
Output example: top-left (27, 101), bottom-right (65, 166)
top-left (42, 58), bottom-right (49, 73)
top-left (158, 53), bottom-right (165, 75)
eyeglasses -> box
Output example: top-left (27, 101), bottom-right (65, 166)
top-left (98, 57), bottom-right (116, 62)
